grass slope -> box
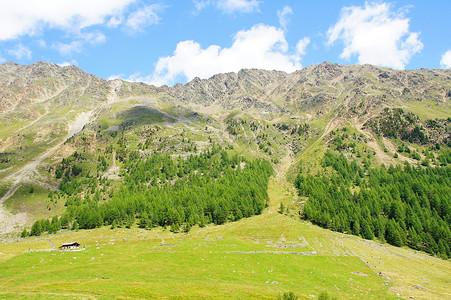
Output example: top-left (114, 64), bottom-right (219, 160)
top-left (3, 184), bottom-right (64, 224)
top-left (1, 178), bottom-right (449, 299)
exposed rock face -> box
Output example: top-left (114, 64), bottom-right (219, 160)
top-left (1, 61), bottom-right (450, 119)
top-left (0, 61), bottom-right (106, 116)
top-left (167, 69), bottom-right (290, 111)
top-left (162, 62), bottom-right (451, 116)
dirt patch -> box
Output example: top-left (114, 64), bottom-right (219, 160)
top-left (0, 135), bottom-right (21, 152)
top-left (266, 243), bottom-right (306, 248)
top-left (0, 166), bottom-right (13, 173)
top-left (353, 118), bottom-right (397, 165)
top-left (382, 137), bottom-right (417, 164)
top-left (103, 151), bottom-right (120, 180)
top-left (53, 143), bottom-right (77, 161)
top-left (351, 272), bottom-right (369, 277)
top-left (0, 205), bottom-right (27, 235)
top-left (68, 111), bottom-right (93, 138)
top-left (224, 251), bottom-right (317, 255)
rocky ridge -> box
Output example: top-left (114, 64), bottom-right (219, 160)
top-left (1, 61), bottom-right (450, 120)
top-left (0, 61), bottom-right (106, 118)
top-left (165, 62), bottom-right (451, 118)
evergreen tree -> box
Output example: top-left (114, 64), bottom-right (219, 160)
top-left (386, 220), bottom-right (404, 247)
top-left (71, 221), bottom-right (79, 230)
top-left (30, 220), bottom-right (42, 236)
top-left (279, 202), bottom-right (285, 214)
top-left (20, 228), bottom-right (29, 238)
top-left (361, 219), bottom-right (374, 240)
top-left (297, 151), bottom-right (451, 257)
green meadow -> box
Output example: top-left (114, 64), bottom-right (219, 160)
top-left (1, 178), bottom-right (449, 299)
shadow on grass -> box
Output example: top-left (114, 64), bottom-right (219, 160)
top-left (118, 106), bottom-right (176, 130)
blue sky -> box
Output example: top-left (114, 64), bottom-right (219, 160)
top-left (0, 0), bottom-right (450, 86)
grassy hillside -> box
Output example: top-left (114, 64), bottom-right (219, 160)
top-left (1, 63), bottom-right (451, 299)
top-left (2, 178), bottom-right (449, 299)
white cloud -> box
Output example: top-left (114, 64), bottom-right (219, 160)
top-left (148, 24), bottom-right (306, 86)
top-left (440, 50), bottom-right (451, 69)
top-left (0, 1), bottom-right (156, 59)
top-left (8, 44), bottom-right (32, 60)
top-left (194, 0), bottom-right (260, 14)
top-left (0, 56), bottom-right (5, 63)
top-left (0, 0), bottom-right (135, 40)
top-left (327, 2), bottom-right (423, 69)
top-left (193, 0), bottom-right (212, 12)
top-left (53, 41), bottom-right (84, 56)
top-left (57, 60), bottom-right (78, 67)
top-left (217, 0), bottom-right (260, 13)
top-left (52, 31), bottom-right (106, 56)
top-left (108, 74), bottom-right (123, 80)
top-left (107, 15), bottom-right (124, 28)
top-left (37, 39), bottom-right (47, 48)
top-left (83, 31), bottom-right (107, 44)
top-left (296, 37), bottom-right (310, 56)
top-left (277, 6), bottom-right (293, 30)
top-left (126, 4), bottom-right (165, 32)
top-left (108, 72), bottom-right (149, 83)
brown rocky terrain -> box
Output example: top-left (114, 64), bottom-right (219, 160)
top-left (0, 62), bottom-right (108, 117)
top-left (166, 62), bottom-right (451, 117)
top-left (0, 61), bottom-right (450, 235)
top-left (2, 61), bottom-right (450, 121)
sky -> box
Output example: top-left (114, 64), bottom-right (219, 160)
top-left (0, 0), bottom-right (450, 86)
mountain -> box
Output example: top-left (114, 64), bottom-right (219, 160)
top-left (167, 62), bottom-right (451, 117)
top-left (0, 61), bottom-right (450, 214)
top-left (0, 61), bottom-right (450, 299)
top-left (0, 61), bottom-right (107, 116)
top-left (3, 61), bottom-right (450, 119)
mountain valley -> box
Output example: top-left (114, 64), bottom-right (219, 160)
top-left (0, 61), bottom-right (450, 299)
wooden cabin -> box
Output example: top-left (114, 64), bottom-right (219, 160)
top-left (59, 242), bottom-right (80, 250)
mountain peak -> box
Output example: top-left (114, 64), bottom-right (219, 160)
top-left (31, 61), bottom-right (58, 67)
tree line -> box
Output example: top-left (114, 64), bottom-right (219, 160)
top-left (296, 151), bottom-right (451, 259)
top-left (24, 147), bottom-right (273, 236)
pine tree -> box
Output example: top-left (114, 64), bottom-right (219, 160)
top-left (408, 227), bottom-right (421, 249)
top-left (279, 202), bottom-right (285, 214)
top-left (30, 220), bottom-right (42, 236)
top-left (386, 221), bottom-right (403, 247)
top-left (361, 219), bottom-right (374, 240)
top-left (438, 240), bottom-right (448, 259)
top-left (71, 220), bottom-right (79, 230)
top-left (351, 219), bottom-right (360, 236)
top-left (20, 228), bottom-right (29, 238)
top-left (59, 213), bottom-right (70, 229)
top-left (111, 219), bottom-right (118, 229)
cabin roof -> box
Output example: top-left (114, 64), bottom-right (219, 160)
top-left (61, 242), bottom-right (80, 246)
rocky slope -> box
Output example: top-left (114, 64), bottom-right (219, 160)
top-left (2, 61), bottom-right (450, 120)
top-left (0, 61), bottom-right (108, 120)
top-left (0, 61), bottom-right (450, 224)
top-left (166, 62), bottom-right (451, 118)
top-left (0, 61), bottom-right (450, 300)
